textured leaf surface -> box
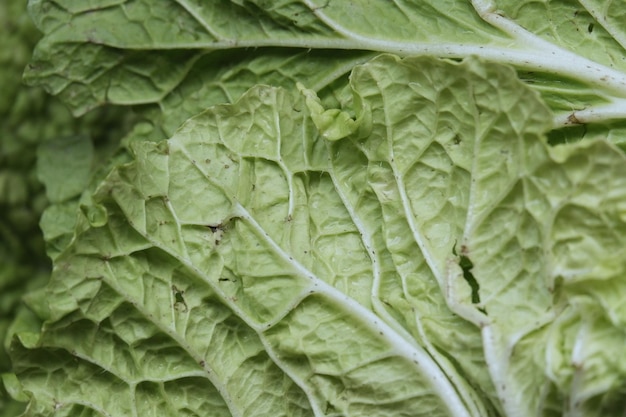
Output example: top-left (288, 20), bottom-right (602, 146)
top-left (24, 0), bottom-right (626, 137)
top-left (11, 55), bottom-right (626, 416)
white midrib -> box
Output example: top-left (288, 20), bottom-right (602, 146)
top-left (172, 133), bottom-right (472, 416)
top-left (171, 0), bottom-right (626, 125)
top-left (164, 35), bottom-right (626, 101)
top-left (98, 255), bottom-right (237, 417)
top-left (310, 0), bottom-right (626, 98)
top-left (172, 0), bottom-right (626, 107)
top-left (231, 202), bottom-right (474, 417)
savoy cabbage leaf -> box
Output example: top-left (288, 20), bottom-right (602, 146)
top-left (7, 54), bottom-right (626, 417)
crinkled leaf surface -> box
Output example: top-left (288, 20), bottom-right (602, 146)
top-left (11, 56), bottom-right (626, 417)
top-left (1, 0), bottom-right (132, 414)
top-left (32, 47), bottom-right (371, 261)
top-left (24, 0), bottom-right (626, 141)
top-left (138, 48), bottom-right (372, 141)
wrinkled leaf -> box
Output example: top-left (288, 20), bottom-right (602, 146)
top-left (11, 55), bottom-right (626, 417)
top-left (23, 0), bottom-right (626, 144)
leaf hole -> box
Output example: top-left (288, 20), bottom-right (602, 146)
top-left (453, 243), bottom-right (487, 314)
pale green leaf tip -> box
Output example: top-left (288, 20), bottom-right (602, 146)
top-left (298, 82), bottom-right (360, 141)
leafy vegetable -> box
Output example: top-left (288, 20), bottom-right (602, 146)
top-left (4, 1), bottom-right (626, 416)
top-left (0, 0), bottom-right (134, 412)
top-left (7, 54), bottom-right (626, 416)
top-left (23, 0), bottom-right (626, 132)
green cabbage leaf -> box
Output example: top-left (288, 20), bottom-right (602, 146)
top-left (6, 1), bottom-right (626, 416)
top-left (8, 54), bottom-right (626, 417)
top-left (23, 0), bottom-right (626, 137)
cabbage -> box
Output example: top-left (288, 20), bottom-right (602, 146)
top-left (4, 1), bottom-right (626, 416)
